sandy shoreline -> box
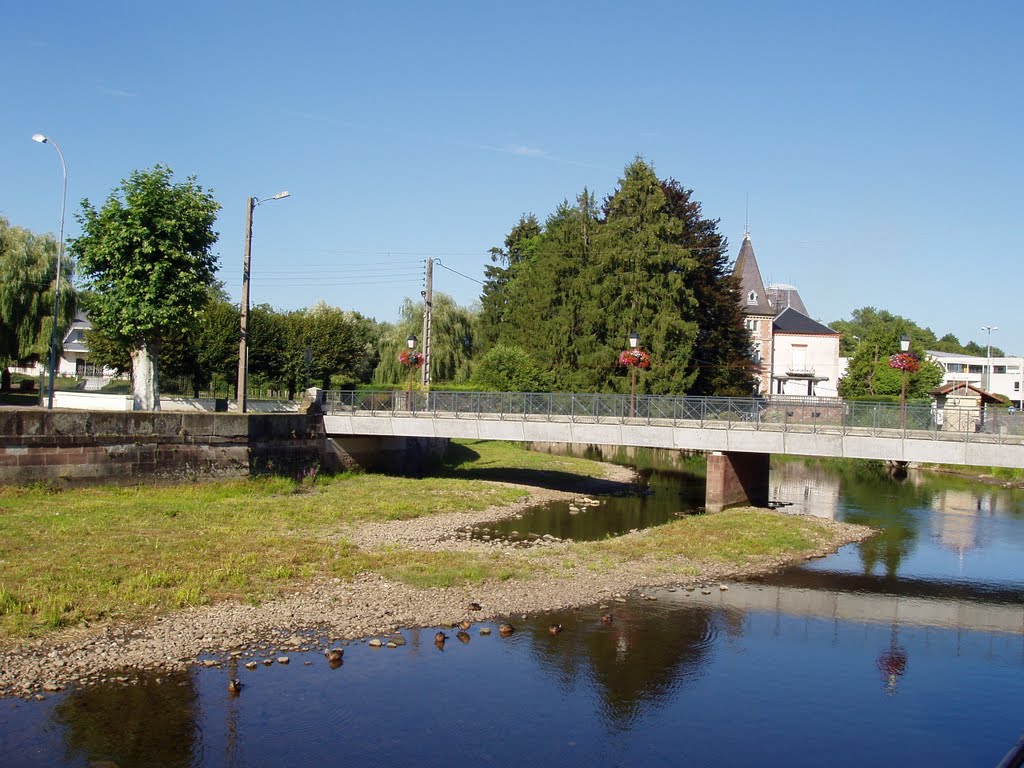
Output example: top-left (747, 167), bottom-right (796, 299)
top-left (0, 462), bottom-right (873, 700)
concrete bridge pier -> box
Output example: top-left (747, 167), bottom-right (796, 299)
top-left (705, 451), bottom-right (770, 512)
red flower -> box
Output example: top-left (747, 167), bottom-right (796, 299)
top-left (399, 349), bottom-right (424, 368)
top-left (888, 352), bottom-right (921, 373)
top-left (619, 348), bottom-right (651, 369)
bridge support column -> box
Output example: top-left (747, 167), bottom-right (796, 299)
top-left (705, 451), bottom-right (770, 512)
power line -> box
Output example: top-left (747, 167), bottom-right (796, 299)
top-left (434, 259), bottom-right (483, 285)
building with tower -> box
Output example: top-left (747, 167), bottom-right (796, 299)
top-left (733, 233), bottom-right (841, 397)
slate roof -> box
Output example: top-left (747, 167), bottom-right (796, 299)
top-left (732, 233), bottom-right (773, 316)
top-left (772, 306), bottom-right (837, 336)
top-left (767, 284), bottom-right (808, 316)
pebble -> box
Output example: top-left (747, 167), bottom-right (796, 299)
top-left (276, 657), bottom-right (290, 665)
top-left (368, 639), bottom-right (383, 648)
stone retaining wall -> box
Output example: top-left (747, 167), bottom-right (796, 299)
top-left (0, 409), bottom-right (325, 485)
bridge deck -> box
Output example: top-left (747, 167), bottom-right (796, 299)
top-left (323, 391), bottom-right (1024, 470)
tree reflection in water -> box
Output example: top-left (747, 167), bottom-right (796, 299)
top-left (52, 669), bottom-right (197, 768)
top-left (523, 601), bottom-right (743, 730)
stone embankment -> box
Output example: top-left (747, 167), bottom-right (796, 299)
top-left (0, 463), bottom-right (872, 700)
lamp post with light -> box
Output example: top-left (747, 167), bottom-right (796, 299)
top-left (898, 334), bottom-right (911, 431)
top-left (237, 191), bottom-right (290, 413)
top-left (31, 133), bottom-right (68, 410)
top-left (981, 325), bottom-right (998, 391)
top-left (628, 331), bottom-right (640, 417)
top-left (406, 334), bottom-right (418, 411)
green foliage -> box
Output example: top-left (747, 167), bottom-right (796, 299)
top-left (373, 293), bottom-right (477, 385)
top-left (477, 158), bottom-right (753, 395)
top-left (69, 166), bottom-right (220, 405)
top-left (71, 165), bottom-right (220, 346)
top-left (471, 344), bottom-right (551, 391)
top-left (0, 216), bottom-right (76, 382)
top-left (836, 309), bottom-right (943, 398)
top-left (284, 301), bottom-right (365, 392)
top-left (478, 214), bottom-right (542, 349)
top-left (833, 306), bottom-right (1005, 361)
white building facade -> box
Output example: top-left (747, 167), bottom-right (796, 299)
top-left (928, 350), bottom-right (1024, 408)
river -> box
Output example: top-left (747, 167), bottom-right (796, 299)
top-left (2, 452), bottom-right (1023, 767)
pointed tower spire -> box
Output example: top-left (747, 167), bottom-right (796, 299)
top-left (733, 232), bottom-right (772, 316)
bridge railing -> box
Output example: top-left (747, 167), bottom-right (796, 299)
top-left (322, 390), bottom-right (1023, 444)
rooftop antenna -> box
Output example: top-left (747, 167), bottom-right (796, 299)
top-left (744, 193), bottom-right (750, 237)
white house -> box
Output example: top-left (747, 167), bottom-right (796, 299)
top-left (770, 307), bottom-right (841, 397)
top-left (9, 313), bottom-right (119, 384)
top-left (734, 233), bottom-right (841, 397)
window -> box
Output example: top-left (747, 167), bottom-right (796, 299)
top-left (747, 291), bottom-right (757, 305)
top-left (791, 345), bottom-right (807, 371)
top-left (1008, 366), bottom-right (1020, 374)
top-left (968, 364), bottom-right (984, 374)
top-left (1016, 382), bottom-right (1021, 392)
top-left (994, 365), bottom-right (1007, 374)
top-left (946, 363), bottom-right (965, 373)
top-left (745, 318), bottom-right (760, 332)
top-left (751, 341), bottom-right (762, 363)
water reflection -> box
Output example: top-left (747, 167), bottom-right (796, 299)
top-left (480, 466), bottom-right (705, 542)
top-left (524, 602), bottom-right (724, 731)
top-left (52, 670), bottom-right (196, 768)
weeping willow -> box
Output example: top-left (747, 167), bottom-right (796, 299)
top-left (0, 216), bottom-right (76, 377)
top-left (373, 293), bottom-right (477, 385)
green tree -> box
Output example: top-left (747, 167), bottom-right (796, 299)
top-left (589, 157), bottom-right (699, 394)
top-left (374, 294), bottom-right (477, 385)
top-left (0, 217), bottom-right (75, 390)
top-left (471, 344), bottom-right (551, 391)
top-left (660, 179), bottom-right (754, 396)
top-left (838, 320), bottom-right (942, 398)
top-left (478, 213), bottom-right (541, 349)
top-left (284, 301), bottom-right (364, 395)
top-left (69, 166), bottom-right (220, 410)
top-left (500, 192), bottom-right (601, 391)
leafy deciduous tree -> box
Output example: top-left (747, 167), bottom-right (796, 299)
top-left (69, 166), bottom-right (220, 410)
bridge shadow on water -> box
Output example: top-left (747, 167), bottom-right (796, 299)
top-left (437, 442), bottom-right (640, 495)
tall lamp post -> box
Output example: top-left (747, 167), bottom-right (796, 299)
top-left (32, 133), bottom-right (67, 410)
top-left (628, 330), bottom-right (640, 417)
top-left (898, 334), bottom-right (911, 431)
top-left (237, 191), bottom-right (290, 413)
top-left (406, 334), bottom-right (417, 411)
top-left (981, 325), bottom-right (998, 391)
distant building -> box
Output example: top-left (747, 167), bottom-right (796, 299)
top-left (928, 350), bottom-right (1023, 408)
top-left (733, 233), bottom-right (840, 397)
top-left (10, 313), bottom-right (119, 384)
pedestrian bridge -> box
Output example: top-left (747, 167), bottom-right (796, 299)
top-left (322, 391), bottom-right (1024, 508)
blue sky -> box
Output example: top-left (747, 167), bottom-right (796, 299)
top-left (4, 1), bottom-right (1022, 353)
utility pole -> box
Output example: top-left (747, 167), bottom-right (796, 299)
top-left (421, 257), bottom-right (433, 389)
top-left (237, 196), bottom-right (255, 413)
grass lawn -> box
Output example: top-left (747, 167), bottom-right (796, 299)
top-left (0, 456), bottom-right (530, 638)
top-left (0, 440), bottom-right (856, 639)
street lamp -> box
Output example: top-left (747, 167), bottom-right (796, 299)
top-left (899, 334), bottom-right (910, 431)
top-left (237, 191), bottom-right (290, 413)
top-left (32, 133), bottom-right (67, 410)
top-left (628, 330), bottom-right (640, 417)
top-left (981, 325), bottom-right (998, 391)
top-left (406, 334), bottom-right (417, 411)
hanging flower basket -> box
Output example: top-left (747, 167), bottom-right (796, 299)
top-left (399, 349), bottom-right (424, 368)
top-left (888, 352), bottom-right (921, 373)
top-left (619, 349), bottom-right (651, 369)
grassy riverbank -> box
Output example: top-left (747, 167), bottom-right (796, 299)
top-left (0, 440), bottom-right (864, 640)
